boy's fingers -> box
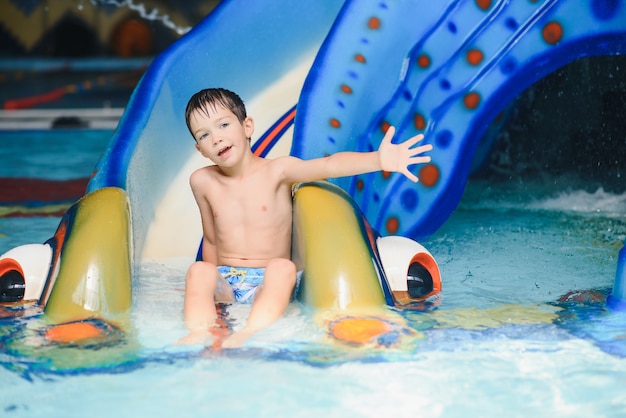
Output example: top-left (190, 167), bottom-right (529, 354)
top-left (403, 169), bottom-right (419, 183)
top-left (404, 133), bottom-right (425, 148)
top-left (409, 156), bottom-right (431, 165)
top-left (382, 126), bottom-right (396, 144)
top-left (410, 144), bottom-right (433, 155)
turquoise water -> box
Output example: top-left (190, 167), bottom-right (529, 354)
top-left (0, 130), bottom-right (111, 180)
top-left (1, 132), bottom-right (626, 416)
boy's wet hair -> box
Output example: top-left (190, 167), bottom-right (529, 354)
top-left (185, 88), bottom-right (247, 140)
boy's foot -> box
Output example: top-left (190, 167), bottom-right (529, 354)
top-left (175, 329), bottom-right (214, 345)
top-left (221, 327), bottom-right (257, 349)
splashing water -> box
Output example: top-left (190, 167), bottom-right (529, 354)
top-left (528, 187), bottom-right (626, 219)
top-left (89, 0), bottom-right (191, 35)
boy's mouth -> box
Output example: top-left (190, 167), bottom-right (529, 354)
top-left (218, 146), bottom-right (232, 157)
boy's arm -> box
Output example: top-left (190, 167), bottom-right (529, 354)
top-left (190, 171), bottom-right (218, 265)
top-left (282, 126), bottom-right (432, 183)
top-left (376, 126), bottom-right (433, 182)
top-left (200, 235), bottom-right (218, 265)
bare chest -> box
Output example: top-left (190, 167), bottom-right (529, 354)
top-left (207, 177), bottom-right (292, 229)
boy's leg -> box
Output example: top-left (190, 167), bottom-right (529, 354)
top-left (179, 261), bottom-right (233, 344)
top-left (222, 258), bottom-right (296, 347)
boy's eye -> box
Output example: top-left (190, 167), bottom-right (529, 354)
top-left (198, 133), bottom-right (208, 141)
top-left (220, 123), bottom-right (229, 128)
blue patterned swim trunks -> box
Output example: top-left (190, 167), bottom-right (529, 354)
top-left (218, 266), bottom-right (265, 304)
top-left (217, 266), bottom-right (303, 304)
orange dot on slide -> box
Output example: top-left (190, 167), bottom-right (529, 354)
top-left (417, 54), bottom-right (431, 69)
top-left (419, 163), bottom-right (440, 188)
top-left (44, 321), bottom-right (105, 344)
top-left (413, 113), bottom-right (426, 131)
top-left (331, 317), bottom-right (391, 344)
top-left (466, 48), bottom-right (484, 66)
top-left (542, 21), bottom-right (563, 45)
top-left (463, 91), bottom-right (481, 109)
top-left (368, 17), bottom-right (381, 30)
top-left (386, 216), bottom-right (400, 234)
top-left (476, 0), bottom-right (492, 10)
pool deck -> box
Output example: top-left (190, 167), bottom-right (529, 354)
top-left (0, 108), bottom-right (124, 130)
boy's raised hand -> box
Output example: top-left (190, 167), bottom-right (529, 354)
top-left (378, 126), bottom-right (433, 183)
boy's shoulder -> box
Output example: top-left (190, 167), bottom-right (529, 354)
top-left (265, 154), bottom-right (299, 167)
top-left (190, 164), bottom-right (220, 183)
top-left (192, 164), bottom-right (220, 175)
top-left (248, 154), bottom-right (296, 171)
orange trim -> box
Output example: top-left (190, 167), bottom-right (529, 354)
top-left (253, 107), bottom-right (296, 157)
top-left (410, 252), bottom-right (442, 298)
top-left (330, 316), bottom-right (391, 344)
top-left (44, 321), bottom-right (106, 344)
top-left (0, 258), bottom-right (24, 278)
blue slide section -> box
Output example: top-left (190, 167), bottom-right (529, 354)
top-left (87, 0), bottom-right (345, 261)
top-left (291, 0), bottom-right (626, 308)
top-left (294, 0), bottom-right (626, 240)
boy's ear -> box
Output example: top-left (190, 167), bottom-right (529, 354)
top-left (244, 116), bottom-right (254, 139)
top-left (195, 142), bottom-right (206, 157)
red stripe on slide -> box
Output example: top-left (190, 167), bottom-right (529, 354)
top-left (253, 107), bottom-right (296, 157)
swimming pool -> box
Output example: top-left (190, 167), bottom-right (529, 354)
top-left (0, 129), bottom-right (112, 180)
top-left (1, 128), bottom-right (625, 417)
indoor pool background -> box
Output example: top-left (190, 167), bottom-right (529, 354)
top-left (1, 125), bottom-right (626, 417)
top-left (2, 3), bottom-right (626, 413)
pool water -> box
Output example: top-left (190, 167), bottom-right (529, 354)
top-left (1, 132), bottom-right (626, 417)
top-left (0, 130), bottom-right (112, 180)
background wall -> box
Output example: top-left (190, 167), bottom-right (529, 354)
top-left (0, 0), bottom-right (220, 57)
top-left (483, 55), bottom-right (626, 193)
top-left (1, 0), bottom-right (623, 193)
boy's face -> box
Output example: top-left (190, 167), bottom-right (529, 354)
top-left (190, 104), bottom-right (254, 167)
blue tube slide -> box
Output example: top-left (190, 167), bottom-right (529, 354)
top-left (87, 0), bottom-right (346, 264)
top-left (291, 0), bottom-right (626, 309)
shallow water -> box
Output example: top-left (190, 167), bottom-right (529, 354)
top-left (3, 175), bottom-right (626, 417)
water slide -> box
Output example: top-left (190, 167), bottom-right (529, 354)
top-left (291, 0), bottom-right (626, 307)
top-left (3, 0), bottom-right (626, 335)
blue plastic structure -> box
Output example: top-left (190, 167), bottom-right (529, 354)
top-left (11, 0), bottom-right (626, 311)
top-left (291, 0), bottom-right (626, 308)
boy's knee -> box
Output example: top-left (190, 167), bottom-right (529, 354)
top-left (266, 258), bottom-right (297, 286)
top-left (186, 261), bottom-right (217, 285)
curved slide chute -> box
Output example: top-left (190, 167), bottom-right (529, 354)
top-left (292, 0), bottom-right (626, 308)
top-left (87, 0), bottom-right (347, 263)
top-left (0, 0), bottom-right (347, 343)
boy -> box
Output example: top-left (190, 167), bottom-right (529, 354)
top-left (180, 88), bottom-right (432, 347)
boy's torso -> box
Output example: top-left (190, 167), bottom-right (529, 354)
top-left (203, 159), bottom-right (293, 267)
